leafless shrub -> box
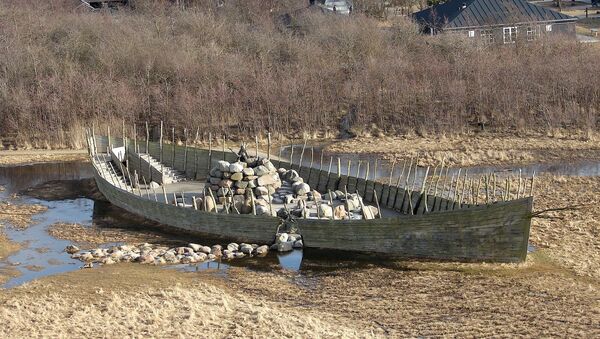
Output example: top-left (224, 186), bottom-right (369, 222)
top-left (0, 2), bottom-right (598, 148)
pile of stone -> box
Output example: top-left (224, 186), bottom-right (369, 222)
top-left (322, 190), bottom-right (380, 220)
top-left (271, 169), bottom-right (320, 204)
top-left (68, 241), bottom-right (274, 267)
top-left (271, 232), bottom-right (303, 252)
top-left (204, 158), bottom-right (282, 215)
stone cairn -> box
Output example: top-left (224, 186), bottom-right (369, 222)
top-left (67, 232), bottom-right (302, 268)
top-left (203, 158), bottom-right (282, 215)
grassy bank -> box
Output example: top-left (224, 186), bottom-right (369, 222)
top-left (1, 1), bottom-right (599, 147)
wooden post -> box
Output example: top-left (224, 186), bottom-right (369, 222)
top-left (132, 123), bottom-right (137, 157)
top-left (299, 139), bottom-right (307, 168)
top-left (460, 170), bottom-right (468, 205)
top-left (397, 159), bottom-right (409, 187)
top-left (181, 191), bottom-right (186, 206)
top-left (319, 150), bottom-right (324, 171)
top-left (107, 125), bottom-right (112, 150)
top-left (426, 165), bottom-right (438, 194)
top-left (145, 121), bottom-right (150, 154)
top-left (159, 121), bottom-right (164, 163)
top-left (255, 135), bottom-right (259, 159)
top-left (91, 123), bottom-right (97, 155)
top-left (328, 189), bottom-right (334, 219)
top-left (504, 177), bottom-right (510, 201)
top-left (183, 128), bottom-right (188, 173)
top-left (208, 188), bottom-right (218, 214)
top-left (142, 177), bottom-right (150, 199)
top-left (250, 189), bottom-right (256, 215)
top-left (172, 193), bottom-right (177, 206)
top-left (475, 176), bottom-right (482, 205)
top-left (162, 185), bottom-right (168, 204)
top-left (192, 196), bottom-right (198, 210)
top-left (328, 156), bottom-right (333, 174)
top-left (492, 173), bottom-right (498, 202)
top-left (347, 160), bottom-right (352, 176)
top-left (388, 159), bottom-right (396, 186)
top-left (356, 160), bottom-right (362, 178)
top-left (289, 141), bottom-right (294, 168)
top-left (122, 119), bottom-right (126, 153)
top-left (337, 157), bottom-right (341, 176)
top-left (171, 127), bottom-right (176, 167)
top-left (530, 171), bottom-right (536, 197)
top-left (208, 132), bottom-right (212, 170)
top-left (373, 189), bottom-right (382, 218)
top-left (277, 142), bottom-right (283, 168)
top-left (222, 134), bottom-right (226, 161)
top-left (372, 159), bottom-right (377, 181)
top-left (151, 183), bottom-right (158, 202)
top-left (453, 169), bottom-right (462, 202)
top-left (267, 132), bottom-right (271, 160)
top-left (364, 161), bottom-right (370, 180)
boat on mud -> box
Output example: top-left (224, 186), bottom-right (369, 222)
top-left (85, 130), bottom-right (533, 263)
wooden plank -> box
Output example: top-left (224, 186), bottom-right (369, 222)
top-left (308, 168), bottom-right (321, 188)
top-left (317, 170), bottom-right (330, 193)
top-left (356, 178), bottom-right (367, 198)
top-left (327, 173), bottom-right (339, 193)
top-left (365, 180), bottom-right (376, 203)
top-left (380, 183), bottom-right (390, 208)
top-left (386, 186), bottom-right (398, 209)
top-left (337, 175), bottom-right (349, 192)
top-left (346, 176), bottom-right (357, 195)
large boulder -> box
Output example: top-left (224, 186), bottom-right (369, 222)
top-left (255, 205), bottom-right (270, 215)
top-left (229, 162), bottom-right (244, 173)
top-left (230, 172), bottom-right (243, 181)
top-left (277, 241), bottom-right (294, 252)
top-left (235, 180), bottom-right (249, 189)
top-left (333, 205), bottom-right (348, 220)
top-left (255, 245), bottom-right (269, 255)
top-left (217, 160), bottom-right (230, 172)
top-left (263, 160), bottom-right (277, 173)
top-left (242, 167), bottom-right (254, 176)
top-left (219, 179), bottom-right (234, 188)
top-left (282, 169), bottom-right (300, 182)
top-left (318, 204), bottom-right (333, 218)
top-left (209, 177), bottom-right (221, 185)
top-left (209, 168), bottom-right (222, 178)
top-left (345, 194), bottom-right (361, 212)
top-left (257, 173), bottom-right (279, 187)
top-left (254, 165), bottom-right (270, 176)
top-left (294, 183), bottom-right (311, 196)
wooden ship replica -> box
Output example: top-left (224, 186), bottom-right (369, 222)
top-left (84, 124), bottom-right (534, 263)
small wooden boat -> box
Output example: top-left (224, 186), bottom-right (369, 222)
top-left (85, 130), bottom-right (533, 263)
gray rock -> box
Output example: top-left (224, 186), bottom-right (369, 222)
top-left (244, 175), bottom-right (258, 181)
top-left (263, 160), bottom-right (277, 173)
top-left (258, 173), bottom-right (279, 187)
top-left (254, 165), bottom-right (270, 176)
top-left (209, 168), bottom-right (222, 177)
top-left (240, 244), bottom-right (254, 254)
top-left (247, 180), bottom-right (257, 189)
top-left (324, 191), bottom-right (337, 201)
top-left (203, 196), bottom-right (217, 212)
top-left (209, 176), bottom-right (222, 185)
top-left (282, 169), bottom-right (300, 182)
top-left (277, 241), bottom-right (294, 252)
top-left (294, 183), bottom-right (311, 196)
top-left (227, 243), bottom-right (239, 252)
top-left (219, 179), bottom-right (234, 188)
top-left (256, 245), bottom-right (269, 255)
top-left (234, 252), bottom-right (246, 258)
top-left (217, 160), bottom-right (230, 172)
top-left (80, 252), bottom-right (94, 262)
top-left (188, 243), bottom-right (202, 251)
top-left (293, 240), bottom-right (303, 248)
top-left (199, 246), bottom-right (212, 254)
top-left (242, 167), bottom-right (255, 176)
top-left (277, 168), bottom-right (287, 174)
top-left (139, 254), bottom-right (155, 264)
top-left (230, 172), bottom-right (243, 181)
top-left (276, 233), bottom-right (289, 243)
top-left (318, 204), bottom-right (333, 218)
top-left (82, 262), bottom-right (94, 269)
top-left (309, 190), bottom-right (322, 201)
top-left (272, 197), bottom-right (284, 204)
top-left (270, 243), bottom-right (279, 250)
top-left (362, 205), bottom-right (376, 220)
top-left (149, 181), bottom-right (161, 189)
top-left (229, 162), bottom-right (244, 173)
top-left (288, 234), bottom-right (302, 242)
top-left (211, 245), bottom-right (223, 257)
top-left (65, 245), bottom-right (80, 254)
top-left (235, 180), bottom-right (249, 189)
top-left (255, 205), bottom-right (270, 215)
top-left (284, 194), bottom-right (294, 204)
top-left (254, 186), bottom-right (269, 196)
top-left (222, 172), bottom-right (231, 179)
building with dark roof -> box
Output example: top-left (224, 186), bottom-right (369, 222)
top-left (412, 0), bottom-right (577, 43)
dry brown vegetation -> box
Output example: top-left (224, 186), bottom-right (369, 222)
top-left (1, 1), bottom-right (599, 148)
top-left (0, 150), bottom-right (87, 165)
top-left (326, 131), bottom-right (600, 167)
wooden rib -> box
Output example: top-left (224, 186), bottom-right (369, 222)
top-left (387, 159), bottom-right (396, 186)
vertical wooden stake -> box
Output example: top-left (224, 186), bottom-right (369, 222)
top-left (107, 125), bottom-right (112, 150)
top-left (255, 135), bottom-right (259, 159)
top-left (132, 123), bottom-right (137, 156)
top-left (289, 141), bottom-right (294, 168)
top-left (373, 189), bottom-right (382, 218)
top-left (396, 159), bottom-right (409, 187)
top-left (299, 139), bottom-right (307, 167)
top-left (356, 160), bottom-right (362, 178)
top-left (151, 183), bottom-right (158, 202)
top-left (183, 128), bottom-right (188, 172)
top-left (517, 169), bottom-right (522, 199)
top-left (328, 156), bottom-right (333, 174)
top-left (347, 160), bottom-right (352, 177)
top-left (122, 119), bottom-right (126, 153)
top-left (336, 157), bottom-right (341, 176)
top-left (208, 188), bottom-right (218, 214)
top-left (222, 134), bottom-right (226, 161)
top-left (372, 159), bottom-right (378, 181)
top-left (159, 121), bottom-right (164, 163)
top-left (171, 127), bottom-right (176, 167)
top-left (145, 121), bottom-right (150, 154)
top-left (192, 196), bottom-right (198, 210)
top-left (530, 171), bottom-right (536, 197)
top-left (364, 161), bottom-right (370, 180)
top-left (388, 159), bottom-right (396, 186)
top-left (208, 132), bottom-right (212, 170)
top-left (319, 150), bottom-right (324, 170)
top-left (267, 132), bottom-right (271, 160)
top-left (162, 185), bottom-right (168, 204)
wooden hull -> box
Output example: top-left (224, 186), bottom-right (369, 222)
top-left (93, 167), bottom-right (533, 263)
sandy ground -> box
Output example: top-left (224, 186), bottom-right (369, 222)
top-left (0, 150), bottom-right (87, 166)
top-left (325, 133), bottom-right (600, 167)
top-left (0, 144), bottom-right (599, 337)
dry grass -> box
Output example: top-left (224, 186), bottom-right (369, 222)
top-left (0, 265), bottom-right (381, 338)
top-left (326, 132), bottom-right (600, 167)
top-left (47, 222), bottom-right (178, 248)
top-left (0, 202), bottom-right (48, 230)
top-left (0, 150), bottom-right (88, 165)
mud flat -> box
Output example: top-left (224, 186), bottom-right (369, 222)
top-left (326, 133), bottom-right (600, 167)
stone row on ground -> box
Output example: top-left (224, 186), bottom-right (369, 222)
top-left (65, 232), bottom-right (303, 268)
